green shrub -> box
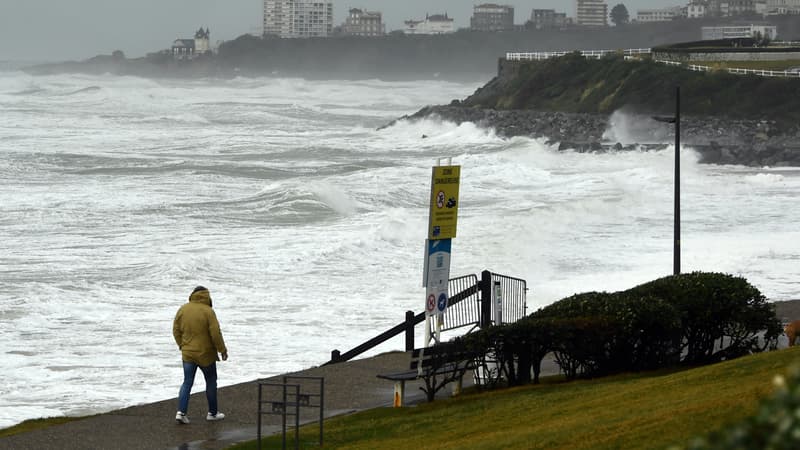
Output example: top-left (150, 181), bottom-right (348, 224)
top-left (548, 315), bottom-right (620, 379)
top-left (627, 272), bottom-right (782, 365)
top-left (460, 272), bottom-right (778, 388)
top-left (532, 291), bottom-right (682, 376)
top-left (460, 316), bottom-right (562, 387)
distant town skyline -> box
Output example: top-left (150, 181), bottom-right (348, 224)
top-left (1, 1), bottom-right (705, 62)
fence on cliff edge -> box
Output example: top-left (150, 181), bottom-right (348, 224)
top-left (504, 47), bottom-right (800, 78)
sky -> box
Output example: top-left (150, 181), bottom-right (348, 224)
top-left (0, 0), bottom-right (678, 62)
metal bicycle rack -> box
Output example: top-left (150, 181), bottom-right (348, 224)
top-left (257, 376), bottom-right (324, 450)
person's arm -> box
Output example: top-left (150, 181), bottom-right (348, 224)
top-left (208, 309), bottom-right (228, 360)
top-left (172, 309), bottom-right (183, 348)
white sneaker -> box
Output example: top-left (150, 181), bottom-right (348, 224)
top-left (206, 412), bottom-right (226, 421)
top-left (175, 411), bottom-right (190, 424)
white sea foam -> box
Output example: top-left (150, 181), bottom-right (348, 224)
top-left (0, 72), bottom-right (798, 429)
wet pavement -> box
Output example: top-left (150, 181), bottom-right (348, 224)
top-left (0, 351), bottom-right (431, 450)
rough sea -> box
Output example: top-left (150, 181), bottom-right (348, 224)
top-left (1, 68), bottom-right (798, 429)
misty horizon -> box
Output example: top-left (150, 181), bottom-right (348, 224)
top-left (1, 0), bottom-right (685, 62)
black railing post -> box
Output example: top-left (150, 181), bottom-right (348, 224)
top-left (480, 270), bottom-right (493, 329)
top-left (405, 310), bottom-right (414, 351)
top-left (674, 85), bottom-right (681, 276)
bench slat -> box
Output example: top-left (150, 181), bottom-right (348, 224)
top-left (377, 347), bottom-right (476, 381)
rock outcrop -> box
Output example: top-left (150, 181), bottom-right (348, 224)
top-left (397, 105), bottom-right (800, 167)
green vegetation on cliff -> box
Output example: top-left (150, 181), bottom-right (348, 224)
top-left (463, 53), bottom-right (800, 123)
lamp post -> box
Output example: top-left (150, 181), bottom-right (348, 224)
top-left (652, 86), bottom-right (681, 276)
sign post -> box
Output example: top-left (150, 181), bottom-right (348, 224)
top-left (423, 164), bottom-right (460, 346)
top-left (427, 165), bottom-right (460, 241)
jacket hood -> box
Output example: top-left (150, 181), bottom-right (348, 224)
top-left (189, 288), bottom-right (212, 307)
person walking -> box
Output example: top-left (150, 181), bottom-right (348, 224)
top-left (173, 285), bottom-right (228, 424)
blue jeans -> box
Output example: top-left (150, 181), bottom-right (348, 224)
top-left (178, 361), bottom-right (218, 415)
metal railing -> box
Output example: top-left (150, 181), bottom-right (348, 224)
top-left (326, 270), bottom-right (527, 365)
top-left (441, 274), bottom-right (480, 332)
top-left (506, 48), bottom-right (651, 61)
top-left (490, 272), bottom-right (528, 324)
top-left (654, 58), bottom-right (800, 77)
top-left (506, 48), bottom-right (800, 78)
top-left (257, 376), bottom-right (325, 450)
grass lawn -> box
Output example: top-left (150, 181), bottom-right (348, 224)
top-left (0, 417), bottom-right (80, 438)
top-left (230, 347), bottom-right (800, 450)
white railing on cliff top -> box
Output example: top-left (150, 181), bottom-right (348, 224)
top-left (653, 59), bottom-right (800, 78)
top-left (505, 48), bottom-right (800, 78)
top-left (505, 48), bottom-right (652, 61)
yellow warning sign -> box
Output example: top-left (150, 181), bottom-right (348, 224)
top-left (428, 165), bottom-right (460, 240)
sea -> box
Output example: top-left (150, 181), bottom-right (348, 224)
top-left (1, 67), bottom-right (799, 429)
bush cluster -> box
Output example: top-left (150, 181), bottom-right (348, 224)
top-left (457, 272), bottom-right (781, 386)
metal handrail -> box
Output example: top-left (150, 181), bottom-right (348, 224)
top-left (654, 59), bottom-right (800, 77)
top-left (505, 48), bottom-right (652, 61)
top-left (491, 272), bottom-right (528, 324)
top-left (325, 271), bottom-right (526, 365)
top-left (324, 279), bottom-right (477, 365)
top-left (506, 48), bottom-right (800, 78)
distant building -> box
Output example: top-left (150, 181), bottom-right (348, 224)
top-left (636, 6), bottom-right (682, 22)
top-left (341, 8), bottom-right (385, 36)
top-left (701, 23), bottom-right (777, 39)
top-left (172, 27), bottom-right (211, 60)
top-left (263, 0), bottom-right (333, 38)
top-left (705, 0), bottom-right (762, 16)
top-left (724, 0), bottom-right (760, 15)
top-left (764, 0), bottom-right (800, 14)
top-left (687, 2), bottom-right (707, 18)
top-left (575, 0), bottom-right (608, 27)
top-left (404, 13), bottom-right (455, 34)
top-left (172, 40), bottom-right (195, 60)
top-left (530, 9), bottom-right (569, 29)
top-left (194, 28), bottom-right (211, 54)
top-left (470, 4), bottom-right (515, 32)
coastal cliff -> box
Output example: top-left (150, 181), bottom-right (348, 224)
top-left (403, 53), bottom-right (800, 167)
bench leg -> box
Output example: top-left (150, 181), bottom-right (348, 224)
top-left (393, 380), bottom-right (405, 407)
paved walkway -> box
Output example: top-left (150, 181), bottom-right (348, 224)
top-left (0, 351), bottom-right (478, 450)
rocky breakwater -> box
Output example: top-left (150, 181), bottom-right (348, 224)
top-left (399, 105), bottom-right (800, 167)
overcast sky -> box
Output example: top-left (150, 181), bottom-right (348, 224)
top-left (0, 0), bottom-right (679, 62)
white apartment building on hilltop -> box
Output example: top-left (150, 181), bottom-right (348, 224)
top-left (766, 0), bottom-right (800, 14)
top-left (576, 0), bottom-right (608, 26)
top-left (471, 4), bottom-right (515, 32)
top-left (636, 6), bottom-right (683, 22)
top-left (263, 0), bottom-right (333, 38)
top-left (341, 8), bottom-right (385, 36)
top-left (687, 2), bottom-right (707, 18)
top-left (404, 13), bottom-right (455, 34)
top-left (702, 23), bottom-right (778, 39)
top-left (705, 0), bottom-right (763, 16)
top-left (530, 9), bottom-right (569, 29)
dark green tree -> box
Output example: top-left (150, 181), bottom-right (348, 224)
top-left (610, 4), bottom-right (630, 26)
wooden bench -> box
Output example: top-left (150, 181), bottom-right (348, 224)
top-left (377, 343), bottom-right (476, 407)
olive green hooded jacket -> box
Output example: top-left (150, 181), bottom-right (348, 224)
top-left (173, 288), bottom-right (228, 367)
